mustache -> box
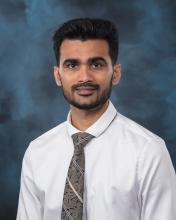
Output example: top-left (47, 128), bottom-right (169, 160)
top-left (72, 82), bottom-right (100, 90)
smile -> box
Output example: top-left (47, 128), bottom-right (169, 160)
top-left (75, 87), bottom-right (97, 96)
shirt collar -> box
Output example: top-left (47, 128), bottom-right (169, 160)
top-left (66, 100), bottom-right (117, 138)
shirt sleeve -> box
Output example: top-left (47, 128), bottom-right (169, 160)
top-left (138, 137), bottom-right (176, 220)
top-left (16, 146), bottom-right (43, 220)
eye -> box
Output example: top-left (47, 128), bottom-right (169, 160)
top-left (66, 63), bottom-right (78, 69)
top-left (91, 62), bottom-right (104, 69)
top-left (64, 61), bottom-right (79, 69)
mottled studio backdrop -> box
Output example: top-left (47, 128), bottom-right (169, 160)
top-left (0, 0), bottom-right (176, 219)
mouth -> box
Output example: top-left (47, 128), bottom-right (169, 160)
top-left (75, 86), bottom-right (97, 96)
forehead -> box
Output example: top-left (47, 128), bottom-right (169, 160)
top-left (59, 39), bottom-right (110, 60)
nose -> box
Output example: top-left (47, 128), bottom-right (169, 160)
top-left (78, 65), bottom-right (92, 82)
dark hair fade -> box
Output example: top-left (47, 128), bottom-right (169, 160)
top-left (53, 18), bottom-right (119, 65)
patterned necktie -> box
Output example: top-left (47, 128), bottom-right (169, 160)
top-left (61, 132), bottom-right (94, 220)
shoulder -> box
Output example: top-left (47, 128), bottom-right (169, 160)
top-left (114, 112), bottom-right (164, 143)
top-left (21, 121), bottom-right (70, 179)
top-left (110, 112), bottom-right (168, 160)
top-left (114, 113), bottom-right (175, 175)
top-left (31, 121), bottom-right (67, 144)
top-left (24, 121), bottom-right (68, 157)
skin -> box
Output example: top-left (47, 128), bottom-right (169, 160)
top-left (54, 39), bottom-right (121, 131)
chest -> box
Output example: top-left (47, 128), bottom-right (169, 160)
top-left (35, 138), bottom-right (140, 219)
top-left (84, 138), bottom-right (139, 203)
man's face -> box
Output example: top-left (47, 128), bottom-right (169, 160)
top-left (54, 39), bottom-right (121, 110)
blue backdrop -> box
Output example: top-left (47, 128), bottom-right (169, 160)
top-left (0, 0), bottom-right (175, 219)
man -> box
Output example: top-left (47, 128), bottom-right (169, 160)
top-left (16, 18), bottom-right (176, 220)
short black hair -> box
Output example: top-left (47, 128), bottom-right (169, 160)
top-left (53, 18), bottom-right (119, 65)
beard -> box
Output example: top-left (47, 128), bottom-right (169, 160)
top-left (61, 79), bottom-right (113, 110)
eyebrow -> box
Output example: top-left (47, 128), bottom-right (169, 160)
top-left (88, 57), bottom-right (107, 64)
top-left (62, 57), bottom-right (107, 66)
top-left (63, 59), bottom-right (79, 66)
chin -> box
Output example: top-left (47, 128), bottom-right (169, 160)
top-left (71, 100), bottom-right (107, 110)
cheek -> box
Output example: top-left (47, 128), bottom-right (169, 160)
top-left (98, 72), bottom-right (113, 87)
top-left (60, 75), bottom-right (74, 88)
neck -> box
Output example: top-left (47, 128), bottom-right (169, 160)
top-left (70, 101), bottom-right (109, 131)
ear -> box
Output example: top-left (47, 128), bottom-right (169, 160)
top-left (53, 66), bottom-right (62, 86)
top-left (112, 64), bottom-right (121, 85)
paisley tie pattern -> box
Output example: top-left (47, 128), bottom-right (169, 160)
top-left (61, 132), bottom-right (94, 220)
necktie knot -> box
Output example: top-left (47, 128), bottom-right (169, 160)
top-left (72, 132), bottom-right (94, 148)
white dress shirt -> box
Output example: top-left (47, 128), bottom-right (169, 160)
top-left (16, 101), bottom-right (176, 220)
